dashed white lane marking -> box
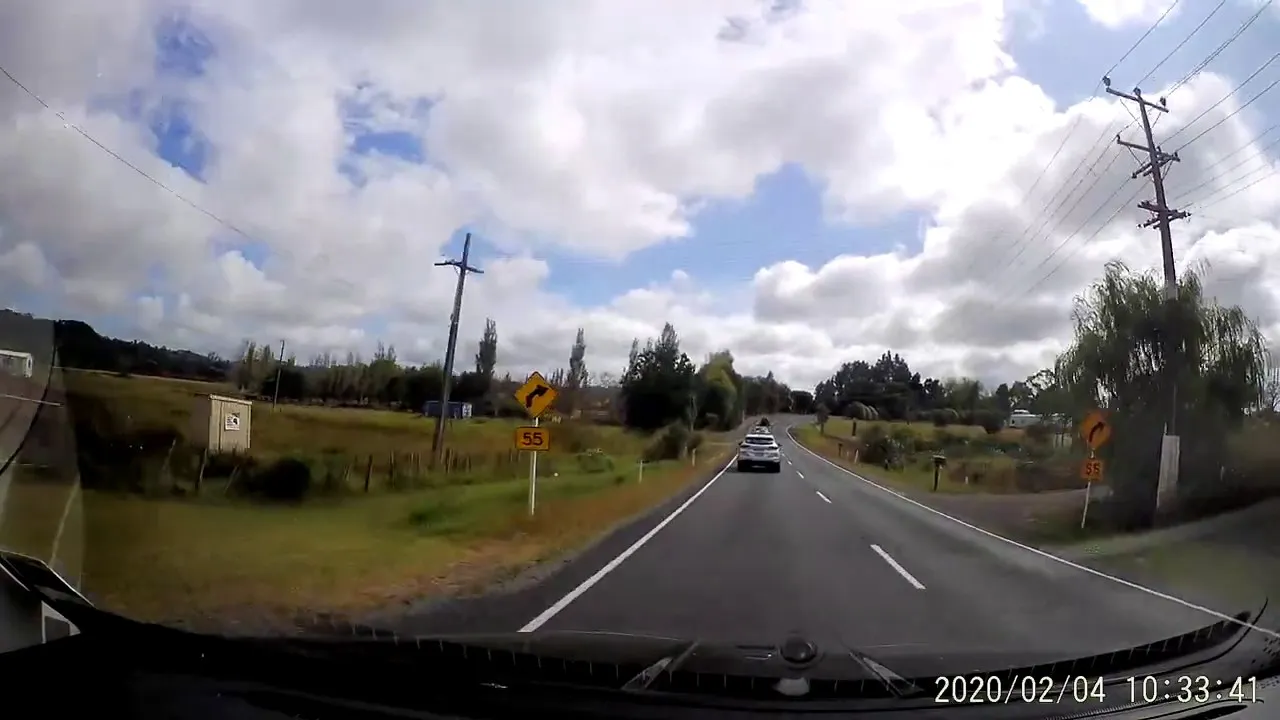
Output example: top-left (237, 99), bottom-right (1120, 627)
top-left (871, 544), bottom-right (926, 589)
top-left (520, 455), bottom-right (739, 632)
top-left (785, 425), bottom-right (1280, 638)
top-left (796, 471), bottom-right (805, 479)
top-left (814, 490), bottom-right (831, 504)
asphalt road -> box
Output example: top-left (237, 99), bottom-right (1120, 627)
top-left (397, 417), bottom-right (1238, 662)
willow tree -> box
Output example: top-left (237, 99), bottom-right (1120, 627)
top-left (1055, 261), bottom-right (1268, 527)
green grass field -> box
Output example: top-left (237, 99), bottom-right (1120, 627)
top-left (1, 370), bottom-right (741, 629)
top-left (3, 450), bottom-right (734, 627)
top-left (64, 369), bottom-right (648, 460)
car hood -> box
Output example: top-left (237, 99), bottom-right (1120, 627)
top-left (411, 605), bottom-right (1268, 690)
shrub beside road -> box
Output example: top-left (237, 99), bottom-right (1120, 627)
top-left (793, 418), bottom-right (1076, 494)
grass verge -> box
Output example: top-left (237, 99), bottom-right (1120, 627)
top-left (790, 423), bottom-right (1112, 545)
top-left (791, 424), bottom-right (981, 493)
top-left (1078, 540), bottom-right (1280, 621)
top-left (817, 417), bottom-right (1027, 443)
top-left (1, 443), bottom-right (735, 630)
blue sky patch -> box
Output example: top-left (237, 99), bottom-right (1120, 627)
top-left (148, 98), bottom-right (209, 180)
top-left (542, 163), bottom-right (926, 306)
top-left (155, 13), bottom-right (216, 79)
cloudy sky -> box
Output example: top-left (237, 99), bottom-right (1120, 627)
top-left (1, 0), bottom-right (1278, 391)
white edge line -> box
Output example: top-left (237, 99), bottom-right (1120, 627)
top-left (49, 483), bottom-right (79, 567)
top-left (519, 455), bottom-right (738, 632)
top-left (870, 543), bottom-right (925, 589)
top-left (786, 425), bottom-right (1280, 639)
top-left (814, 490), bottom-right (830, 504)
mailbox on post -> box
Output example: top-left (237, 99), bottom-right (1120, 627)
top-left (931, 454), bottom-right (947, 492)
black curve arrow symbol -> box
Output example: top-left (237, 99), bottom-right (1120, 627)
top-left (525, 384), bottom-right (549, 409)
top-left (1088, 421), bottom-right (1106, 445)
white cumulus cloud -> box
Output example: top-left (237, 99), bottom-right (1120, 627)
top-left (1, 0), bottom-right (1278, 391)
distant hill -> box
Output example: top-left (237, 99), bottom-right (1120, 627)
top-left (0, 308), bottom-right (230, 382)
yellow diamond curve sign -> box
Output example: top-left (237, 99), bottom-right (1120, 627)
top-left (1079, 410), bottom-right (1112, 451)
top-left (514, 371), bottom-right (558, 419)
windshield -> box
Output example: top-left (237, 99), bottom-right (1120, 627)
top-left (3, 2), bottom-right (1280, 697)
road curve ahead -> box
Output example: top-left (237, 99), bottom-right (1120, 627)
top-left (519, 418), bottom-right (1221, 660)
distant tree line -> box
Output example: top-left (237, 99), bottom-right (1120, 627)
top-left (811, 350), bottom-right (1072, 432)
top-left (227, 320), bottom-right (609, 419)
top-left (0, 309), bottom-right (797, 439)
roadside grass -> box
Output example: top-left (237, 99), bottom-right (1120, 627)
top-left (2, 443), bottom-right (735, 628)
top-left (3, 369), bottom-right (745, 628)
top-left (0, 474), bottom-right (74, 559)
top-left (792, 424), bottom-right (1002, 494)
top-left (790, 423), bottom-right (1104, 543)
top-left (818, 417), bottom-right (1027, 444)
top-left (1079, 540), bottom-right (1280, 619)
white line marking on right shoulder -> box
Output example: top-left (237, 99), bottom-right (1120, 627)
top-left (871, 544), bottom-right (925, 589)
top-left (786, 425), bottom-right (1279, 638)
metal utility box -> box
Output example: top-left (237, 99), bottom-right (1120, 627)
top-left (192, 394), bottom-right (253, 453)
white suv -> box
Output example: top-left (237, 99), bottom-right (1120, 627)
top-left (737, 432), bottom-right (782, 473)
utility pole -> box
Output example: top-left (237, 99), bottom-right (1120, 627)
top-left (1105, 77), bottom-right (1189, 517)
top-left (431, 232), bottom-right (483, 466)
top-left (272, 339), bottom-right (285, 409)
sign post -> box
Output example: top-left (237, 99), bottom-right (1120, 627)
top-left (529, 416), bottom-right (539, 515)
top-left (1078, 410), bottom-right (1112, 529)
top-left (513, 372), bottom-right (558, 516)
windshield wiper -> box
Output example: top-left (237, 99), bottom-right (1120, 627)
top-left (848, 648), bottom-right (922, 698)
top-left (621, 639), bottom-right (700, 691)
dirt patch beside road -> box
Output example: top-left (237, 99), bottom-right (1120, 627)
top-left (898, 487), bottom-right (1092, 544)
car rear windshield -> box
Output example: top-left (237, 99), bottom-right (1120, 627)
top-left (744, 436), bottom-right (775, 446)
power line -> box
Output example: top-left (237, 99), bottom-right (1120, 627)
top-left (1013, 181), bottom-right (1144, 297)
top-left (0, 61), bottom-right (257, 244)
top-left (1136, 0), bottom-right (1229, 88)
top-left (1168, 0), bottom-right (1275, 94)
top-left (1186, 165), bottom-right (1277, 211)
top-left (1165, 52), bottom-right (1280, 145)
top-left (954, 115), bottom-right (1089, 279)
top-left (1104, 0), bottom-right (1184, 80)
top-left (964, 114), bottom-right (1137, 286)
top-left (1167, 130), bottom-right (1280, 204)
top-left (958, 4), bottom-right (1181, 280)
top-left (985, 126), bottom-right (1125, 281)
top-left (1174, 69), bottom-right (1280, 153)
